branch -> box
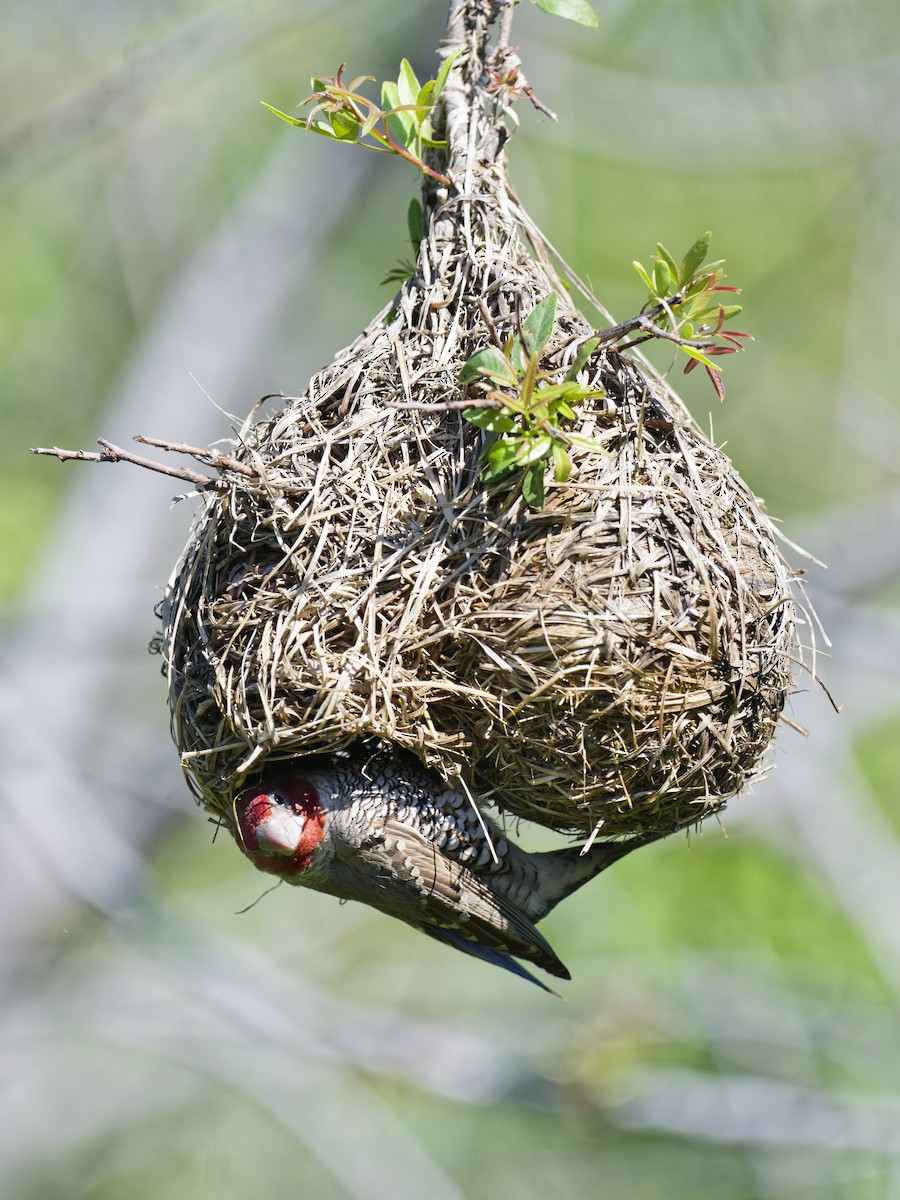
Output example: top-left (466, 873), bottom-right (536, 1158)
top-left (31, 439), bottom-right (217, 490)
top-left (132, 434), bottom-right (256, 477)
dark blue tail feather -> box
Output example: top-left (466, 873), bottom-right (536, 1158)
top-left (424, 926), bottom-right (562, 996)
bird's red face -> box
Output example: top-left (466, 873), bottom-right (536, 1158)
top-left (233, 777), bottom-right (326, 877)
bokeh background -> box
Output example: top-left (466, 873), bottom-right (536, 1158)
top-left (3, 1), bottom-right (900, 1197)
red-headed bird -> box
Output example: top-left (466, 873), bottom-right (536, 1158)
top-left (233, 745), bottom-right (663, 991)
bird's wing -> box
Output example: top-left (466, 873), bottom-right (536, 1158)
top-left (351, 816), bottom-right (570, 980)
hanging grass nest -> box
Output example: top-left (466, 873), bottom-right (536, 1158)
top-left (158, 6), bottom-right (799, 840)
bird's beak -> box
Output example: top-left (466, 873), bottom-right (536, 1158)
top-left (253, 805), bottom-right (307, 856)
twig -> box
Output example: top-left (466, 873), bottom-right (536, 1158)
top-left (133, 434), bottom-right (256, 477)
top-left (385, 397), bottom-right (504, 413)
top-left (32, 439), bottom-right (215, 489)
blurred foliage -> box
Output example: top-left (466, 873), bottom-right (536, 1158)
top-left (3, 1), bottom-right (900, 1198)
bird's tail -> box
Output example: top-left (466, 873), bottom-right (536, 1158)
top-left (531, 829), bottom-right (668, 915)
top-left (422, 925), bottom-right (564, 996)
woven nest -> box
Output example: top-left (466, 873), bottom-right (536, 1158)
top-left (159, 17), bottom-right (797, 840)
top-left (160, 201), bottom-right (795, 837)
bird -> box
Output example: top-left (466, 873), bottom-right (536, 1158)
top-left (232, 743), bottom-right (664, 992)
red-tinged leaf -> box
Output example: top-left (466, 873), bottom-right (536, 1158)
top-left (705, 365), bottom-right (725, 399)
top-left (683, 357), bottom-right (700, 374)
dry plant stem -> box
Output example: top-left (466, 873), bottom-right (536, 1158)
top-left (32, 441), bottom-right (214, 489)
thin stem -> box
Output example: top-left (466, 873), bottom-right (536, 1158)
top-left (31, 441), bottom-right (216, 489)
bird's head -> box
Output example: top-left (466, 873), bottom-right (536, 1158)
top-left (233, 774), bottom-right (327, 877)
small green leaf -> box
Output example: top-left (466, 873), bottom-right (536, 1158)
top-left (681, 231), bottom-right (713, 283)
top-left (329, 109), bottom-right (360, 142)
top-left (680, 344), bottom-right (717, 370)
top-left (306, 119), bottom-right (342, 139)
top-left (652, 259), bottom-right (672, 297)
top-left (553, 400), bottom-right (577, 421)
top-left (552, 442), bottom-right (571, 483)
top-left (565, 336), bottom-right (600, 380)
top-left (521, 293), bottom-right (558, 358)
top-left (381, 80), bottom-right (416, 147)
top-left (531, 0), bottom-right (599, 28)
top-left (534, 381), bottom-right (580, 405)
top-left (381, 80), bottom-right (400, 109)
top-left (521, 463), bottom-right (546, 508)
top-left (360, 108), bottom-right (380, 139)
top-left (633, 260), bottom-right (654, 291)
top-left (515, 434), bottom-right (554, 467)
top-left (397, 59), bottom-right (420, 109)
top-left (463, 408), bottom-right (517, 432)
top-left (482, 438), bottom-right (521, 481)
top-left (433, 48), bottom-right (460, 99)
top-left (656, 243), bottom-right (680, 285)
top-left (407, 198), bottom-right (424, 246)
top-left (459, 347), bottom-right (518, 387)
top-left (261, 102), bottom-right (308, 128)
top-left (417, 80), bottom-right (436, 111)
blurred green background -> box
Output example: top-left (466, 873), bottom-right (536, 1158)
top-left (3, 1), bottom-right (900, 1197)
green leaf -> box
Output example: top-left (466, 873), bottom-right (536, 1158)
top-left (531, 0), bottom-right (599, 28)
top-left (305, 119), bottom-right (342, 139)
top-left (459, 347), bottom-right (518, 387)
top-left (652, 259), bottom-right (672, 297)
top-left (656, 243), bottom-right (680, 285)
top-left (633, 260), bottom-right (654, 291)
top-left (482, 438), bottom-right (521, 481)
top-left (565, 336), bottom-right (600, 381)
top-left (552, 442), bottom-right (571, 483)
top-left (680, 344), bottom-right (717, 370)
top-left (407, 198), bottom-right (424, 246)
top-left (397, 59), bottom-right (420, 110)
top-left (681, 231), bottom-right (713, 283)
top-left (261, 102), bottom-right (308, 128)
top-left (433, 48), bottom-right (460, 99)
top-left (381, 80), bottom-right (416, 148)
top-left (463, 408), bottom-right (517, 432)
top-left (521, 293), bottom-right (558, 357)
top-left (534, 381), bottom-right (586, 406)
top-left (329, 109), bottom-right (360, 142)
top-left (360, 107), bottom-right (380, 139)
top-left (521, 463), bottom-right (546, 508)
top-left (515, 434), bottom-right (554, 467)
